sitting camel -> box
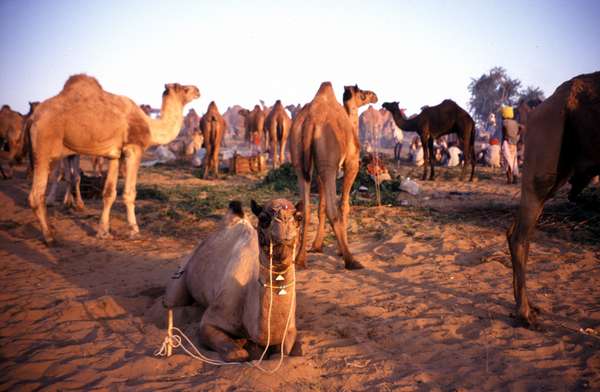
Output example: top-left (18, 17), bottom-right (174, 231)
top-left (507, 71), bottom-right (600, 328)
top-left (239, 105), bottom-right (266, 147)
top-left (382, 100), bottom-right (476, 181)
top-left (264, 100), bottom-right (291, 168)
top-left (164, 199), bottom-right (300, 362)
top-left (200, 101), bottom-right (226, 178)
top-left (0, 102), bottom-right (38, 178)
top-left (290, 83), bottom-right (377, 270)
top-left (27, 74), bottom-right (200, 245)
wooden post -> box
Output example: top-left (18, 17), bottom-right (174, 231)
top-left (167, 309), bottom-right (173, 357)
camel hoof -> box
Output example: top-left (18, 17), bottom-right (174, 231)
top-left (128, 230), bottom-right (141, 240)
top-left (75, 203), bottom-right (85, 212)
top-left (222, 348), bottom-right (249, 363)
top-left (96, 229), bottom-right (113, 240)
top-left (344, 259), bottom-right (364, 270)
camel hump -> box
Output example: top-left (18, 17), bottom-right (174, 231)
top-left (1, 104), bottom-right (11, 111)
top-left (63, 74), bottom-right (103, 92)
top-left (315, 82), bottom-right (335, 101)
top-left (565, 72), bottom-right (600, 111)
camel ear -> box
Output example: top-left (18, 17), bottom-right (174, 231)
top-left (228, 201), bottom-right (244, 218)
top-left (251, 200), bottom-right (263, 217)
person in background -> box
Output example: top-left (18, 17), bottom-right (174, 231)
top-left (501, 106), bottom-right (522, 184)
top-left (446, 141), bottom-right (462, 167)
top-left (393, 123), bottom-right (404, 161)
top-left (409, 136), bottom-right (424, 167)
top-left (486, 138), bottom-right (501, 167)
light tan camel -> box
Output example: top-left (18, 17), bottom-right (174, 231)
top-left (27, 74), bottom-right (200, 245)
top-left (290, 83), bottom-right (377, 270)
top-left (264, 100), bottom-right (292, 168)
top-left (507, 71), bottom-right (600, 328)
top-left (200, 101), bottom-right (226, 178)
top-left (239, 105), bottom-right (266, 146)
top-left (0, 102), bottom-right (38, 178)
top-left (165, 199), bottom-right (300, 362)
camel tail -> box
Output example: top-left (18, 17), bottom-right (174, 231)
top-left (301, 124), bottom-right (316, 181)
top-left (277, 122), bottom-right (284, 142)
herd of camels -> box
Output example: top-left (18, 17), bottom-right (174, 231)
top-left (1, 71), bottom-right (598, 358)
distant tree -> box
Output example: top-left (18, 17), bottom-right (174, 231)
top-left (518, 86), bottom-right (545, 103)
top-left (468, 67), bottom-right (522, 125)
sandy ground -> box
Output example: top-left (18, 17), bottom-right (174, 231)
top-left (1, 159), bottom-right (599, 391)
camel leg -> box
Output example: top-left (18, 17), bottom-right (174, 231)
top-left (420, 135), bottom-right (429, 181)
top-left (62, 157), bottom-right (74, 208)
top-left (212, 148), bottom-right (220, 178)
top-left (46, 160), bottom-right (61, 206)
top-left (321, 170), bottom-right (363, 270)
top-left (507, 197), bottom-right (543, 328)
top-left (280, 137), bottom-right (287, 166)
top-left (63, 155), bottom-right (85, 211)
top-left (296, 178), bottom-right (311, 269)
top-left (122, 146), bottom-right (142, 239)
top-left (202, 144), bottom-right (211, 179)
top-left (72, 155), bottom-right (85, 211)
top-left (507, 172), bottom-right (568, 328)
top-left (29, 158), bottom-right (54, 245)
top-left (199, 322), bottom-right (249, 362)
top-left (273, 326), bottom-right (297, 356)
top-left (427, 138), bottom-right (435, 180)
top-left (97, 157), bottom-right (119, 239)
top-left (310, 179), bottom-right (326, 253)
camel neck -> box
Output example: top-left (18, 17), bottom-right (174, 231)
top-left (149, 95), bottom-right (184, 145)
top-left (344, 101), bottom-right (360, 135)
top-left (391, 110), bottom-right (418, 133)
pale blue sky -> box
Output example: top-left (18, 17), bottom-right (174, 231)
top-left (1, 0), bottom-right (599, 115)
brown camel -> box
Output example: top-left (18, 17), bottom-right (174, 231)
top-left (264, 100), bottom-right (292, 168)
top-left (239, 105), bottom-right (266, 146)
top-left (165, 199), bottom-right (300, 362)
top-left (200, 101), bottom-right (226, 178)
top-left (27, 74), bottom-right (199, 245)
top-left (382, 100), bottom-right (476, 181)
top-left (290, 83), bottom-right (377, 270)
top-left (0, 102), bottom-right (38, 178)
top-left (507, 71), bottom-right (600, 328)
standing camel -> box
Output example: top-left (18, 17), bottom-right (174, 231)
top-left (27, 74), bottom-right (200, 245)
top-left (264, 100), bottom-right (291, 168)
top-left (382, 100), bottom-right (476, 181)
top-left (0, 102), bottom-right (38, 178)
top-left (290, 83), bottom-right (377, 270)
top-left (239, 105), bottom-right (265, 146)
top-left (200, 101), bottom-right (226, 178)
top-left (507, 71), bottom-right (600, 328)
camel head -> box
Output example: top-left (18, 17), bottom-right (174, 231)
top-left (251, 198), bottom-right (301, 265)
top-left (27, 101), bottom-right (40, 116)
top-left (238, 108), bottom-right (250, 117)
top-left (343, 85), bottom-right (378, 107)
top-left (382, 101), bottom-right (407, 118)
top-left (163, 83), bottom-right (200, 105)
